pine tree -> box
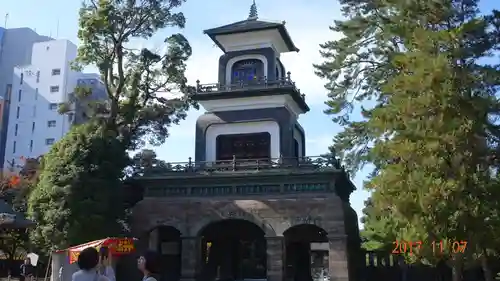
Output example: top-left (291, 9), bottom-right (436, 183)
top-left (315, 1), bottom-right (500, 280)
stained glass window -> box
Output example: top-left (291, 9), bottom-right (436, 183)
top-left (231, 59), bottom-right (262, 83)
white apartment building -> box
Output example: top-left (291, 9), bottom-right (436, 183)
top-left (0, 27), bottom-right (52, 169)
top-left (4, 39), bottom-right (103, 169)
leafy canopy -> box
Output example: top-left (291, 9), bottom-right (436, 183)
top-left (67, 0), bottom-right (197, 149)
top-left (315, 0), bottom-right (500, 268)
top-left (28, 123), bottom-right (129, 252)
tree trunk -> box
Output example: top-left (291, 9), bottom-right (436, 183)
top-left (451, 255), bottom-right (463, 281)
top-left (481, 249), bottom-right (493, 281)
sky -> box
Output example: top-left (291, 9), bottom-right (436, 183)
top-left (0, 0), bottom-right (497, 226)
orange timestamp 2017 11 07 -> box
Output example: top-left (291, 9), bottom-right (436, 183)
top-left (392, 240), bottom-right (467, 255)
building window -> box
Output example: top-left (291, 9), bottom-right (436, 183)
top-left (5, 84), bottom-right (12, 101)
top-left (16, 106), bottom-right (20, 119)
top-left (32, 105), bottom-right (36, 117)
top-left (36, 71), bottom-right (40, 83)
top-left (216, 132), bottom-right (271, 161)
top-left (231, 59), bottom-right (263, 84)
top-left (29, 140), bottom-right (33, 152)
top-left (14, 124), bottom-right (18, 136)
top-left (51, 69), bottom-right (61, 76)
top-left (47, 120), bottom-right (56, 127)
top-left (45, 138), bottom-right (55, 145)
top-left (49, 103), bottom-right (58, 110)
top-left (293, 139), bottom-right (299, 158)
top-left (50, 86), bottom-right (59, 93)
top-left (35, 88), bottom-right (38, 100)
top-left (18, 90), bottom-right (22, 102)
top-left (12, 141), bottom-right (16, 153)
top-left (20, 73), bottom-right (23, 85)
top-left (32, 122), bottom-right (35, 133)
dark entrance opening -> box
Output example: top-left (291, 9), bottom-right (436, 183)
top-left (284, 224), bottom-right (329, 281)
top-left (150, 226), bottom-right (182, 281)
top-left (198, 219), bottom-right (267, 281)
top-left (216, 132), bottom-right (271, 161)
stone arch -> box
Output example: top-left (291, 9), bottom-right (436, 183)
top-left (197, 219), bottom-right (268, 280)
top-left (191, 216), bottom-right (276, 237)
top-left (283, 224), bottom-right (330, 281)
top-left (283, 223), bottom-right (328, 242)
top-left (146, 225), bottom-right (182, 281)
top-left (226, 54), bottom-right (268, 84)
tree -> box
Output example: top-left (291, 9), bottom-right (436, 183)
top-left (28, 122), bottom-right (129, 253)
top-left (66, 0), bottom-right (197, 150)
top-left (315, 0), bottom-right (500, 280)
top-left (0, 159), bottom-right (40, 268)
top-left (29, 0), bottom-right (197, 254)
top-left (129, 149), bottom-right (170, 176)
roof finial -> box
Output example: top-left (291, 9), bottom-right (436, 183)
top-left (248, 0), bottom-right (258, 20)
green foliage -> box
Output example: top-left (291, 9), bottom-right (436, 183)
top-left (0, 159), bottom-right (40, 261)
top-left (129, 149), bottom-right (170, 176)
top-left (67, 0), bottom-right (197, 150)
top-left (315, 0), bottom-right (500, 274)
top-left (28, 123), bottom-right (129, 253)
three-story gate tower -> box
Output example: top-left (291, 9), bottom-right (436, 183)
top-left (131, 3), bottom-right (360, 281)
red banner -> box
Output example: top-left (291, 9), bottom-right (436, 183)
top-left (67, 238), bottom-right (135, 264)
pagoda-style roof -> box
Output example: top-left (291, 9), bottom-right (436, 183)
top-left (203, 18), bottom-right (300, 53)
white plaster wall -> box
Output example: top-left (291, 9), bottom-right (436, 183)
top-left (205, 121), bottom-right (280, 162)
top-left (215, 29), bottom-right (288, 54)
top-left (199, 95), bottom-right (304, 117)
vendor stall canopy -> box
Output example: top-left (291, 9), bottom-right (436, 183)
top-left (54, 237), bottom-right (136, 264)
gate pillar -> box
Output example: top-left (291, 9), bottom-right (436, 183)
top-left (266, 236), bottom-right (284, 281)
top-left (328, 235), bottom-right (349, 281)
top-left (181, 236), bottom-right (198, 281)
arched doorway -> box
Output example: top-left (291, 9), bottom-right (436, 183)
top-left (149, 226), bottom-right (182, 281)
top-left (283, 224), bottom-right (329, 281)
top-left (198, 219), bottom-right (267, 281)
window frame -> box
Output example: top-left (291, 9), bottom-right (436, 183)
top-left (215, 132), bottom-right (271, 161)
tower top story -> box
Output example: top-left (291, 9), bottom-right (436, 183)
top-left (203, 1), bottom-right (299, 54)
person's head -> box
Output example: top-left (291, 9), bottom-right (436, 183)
top-left (77, 247), bottom-right (99, 271)
top-left (24, 258), bottom-right (31, 265)
top-left (99, 246), bottom-right (110, 266)
top-left (137, 251), bottom-right (159, 275)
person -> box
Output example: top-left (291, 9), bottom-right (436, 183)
top-left (20, 258), bottom-right (34, 281)
top-left (98, 247), bottom-right (115, 281)
top-left (72, 247), bottom-right (110, 281)
top-left (59, 266), bottom-right (64, 281)
top-left (137, 251), bottom-right (160, 281)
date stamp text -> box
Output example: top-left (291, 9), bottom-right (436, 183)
top-left (392, 240), bottom-right (467, 255)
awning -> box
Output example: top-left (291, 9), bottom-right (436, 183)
top-left (55, 237), bottom-right (136, 264)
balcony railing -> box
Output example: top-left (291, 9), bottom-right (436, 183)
top-left (139, 155), bottom-right (343, 177)
top-left (195, 71), bottom-right (305, 100)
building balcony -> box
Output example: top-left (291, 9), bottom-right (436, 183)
top-left (194, 72), bottom-right (310, 112)
top-left (136, 155), bottom-right (355, 199)
top-left (139, 155), bottom-right (342, 178)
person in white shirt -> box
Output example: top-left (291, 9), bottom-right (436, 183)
top-left (98, 247), bottom-right (115, 281)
